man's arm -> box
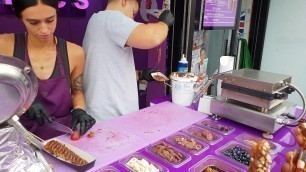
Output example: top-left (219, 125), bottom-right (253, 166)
top-left (126, 10), bottom-right (174, 49)
top-left (126, 22), bottom-right (168, 49)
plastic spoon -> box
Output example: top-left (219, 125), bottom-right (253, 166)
top-left (151, 72), bottom-right (172, 88)
top-left (151, 72), bottom-right (169, 82)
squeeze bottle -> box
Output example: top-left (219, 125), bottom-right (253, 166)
top-left (178, 54), bottom-right (188, 72)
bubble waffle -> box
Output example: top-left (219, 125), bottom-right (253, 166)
top-left (249, 140), bottom-right (272, 172)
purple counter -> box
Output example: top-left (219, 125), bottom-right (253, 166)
top-left (45, 101), bottom-right (298, 172)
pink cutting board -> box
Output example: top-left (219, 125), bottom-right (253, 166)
top-left (44, 101), bottom-right (208, 171)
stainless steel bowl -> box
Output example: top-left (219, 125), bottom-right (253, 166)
top-left (0, 55), bottom-right (38, 124)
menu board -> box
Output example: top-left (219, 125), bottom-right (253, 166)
top-left (203, 0), bottom-right (239, 29)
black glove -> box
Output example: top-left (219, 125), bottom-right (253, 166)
top-left (24, 101), bottom-right (52, 125)
top-left (158, 10), bottom-right (174, 27)
top-left (71, 108), bottom-right (96, 135)
top-left (139, 68), bottom-right (159, 82)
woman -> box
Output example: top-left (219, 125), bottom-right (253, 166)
top-left (199, 47), bottom-right (207, 74)
top-left (0, 0), bottom-right (95, 140)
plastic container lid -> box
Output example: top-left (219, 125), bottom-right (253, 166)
top-left (165, 132), bottom-right (209, 155)
top-left (235, 133), bottom-right (283, 154)
top-left (146, 141), bottom-right (191, 168)
top-left (196, 119), bottom-right (235, 135)
top-left (119, 152), bottom-right (168, 172)
top-left (94, 166), bottom-right (120, 172)
top-left (183, 125), bottom-right (223, 145)
top-left (188, 155), bottom-right (243, 172)
top-left (215, 141), bottom-right (252, 168)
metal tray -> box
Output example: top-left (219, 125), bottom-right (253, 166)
top-left (0, 55), bottom-right (38, 124)
top-left (43, 138), bottom-right (96, 171)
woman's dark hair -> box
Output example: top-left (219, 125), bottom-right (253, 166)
top-left (12, 0), bottom-right (58, 18)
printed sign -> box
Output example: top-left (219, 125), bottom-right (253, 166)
top-left (203, 0), bottom-right (238, 29)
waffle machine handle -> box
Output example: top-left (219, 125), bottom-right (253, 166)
top-left (276, 83), bottom-right (306, 126)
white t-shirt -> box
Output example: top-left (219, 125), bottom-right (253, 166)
top-left (83, 10), bottom-right (141, 122)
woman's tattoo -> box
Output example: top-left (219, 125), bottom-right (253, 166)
top-left (73, 74), bottom-right (83, 92)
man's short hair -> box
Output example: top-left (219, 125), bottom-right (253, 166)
top-left (108, 0), bottom-right (140, 6)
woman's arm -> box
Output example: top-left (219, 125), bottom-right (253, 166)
top-left (67, 42), bottom-right (96, 135)
top-left (0, 33), bottom-right (14, 56)
top-left (67, 42), bottom-right (86, 110)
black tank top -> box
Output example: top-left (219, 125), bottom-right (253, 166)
top-left (13, 33), bottom-right (71, 88)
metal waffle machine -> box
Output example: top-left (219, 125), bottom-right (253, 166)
top-left (210, 68), bottom-right (306, 135)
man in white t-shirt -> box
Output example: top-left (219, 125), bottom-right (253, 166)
top-left (82, 0), bottom-right (174, 122)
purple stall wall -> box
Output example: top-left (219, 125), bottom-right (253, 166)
top-left (0, 0), bottom-right (167, 109)
top-left (137, 0), bottom-right (168, 107)
top-left (145, 14), bottom-right (167, 107)
top-left (0, 1), bottom-right (104, 45)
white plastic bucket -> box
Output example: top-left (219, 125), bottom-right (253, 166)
top-left (170, 72), bottom-right (198, 106)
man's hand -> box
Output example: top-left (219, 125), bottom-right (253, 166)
top-left (71, 109), bottom-right (96, 135)
top-left (158, 10), bottom-right (174, 27)
top-left (24, 101), bottom-right (52, 125)
top-left (139, 68), bottom-right (159, 82)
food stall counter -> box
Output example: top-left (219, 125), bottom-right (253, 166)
top-left (44, 101), bottom-right (298, 171)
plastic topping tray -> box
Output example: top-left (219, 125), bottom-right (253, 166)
top-left (196, 119), bottom-right (235, 135)
top-left (43, 139), bottom-right (96, 171)
top-left (94, 166), bottom-right (120, 172)
top-left (215, 141), bottom-right (252, 168)
top-left (188, 155), bottom-right (242, 172)
top-left (235, 133), bottom-right (283, 154)
top-left (119, 152), bottom-right (168, 172)
top-left (165, 132), bottom-right (209, 155)
top-left (146, 141), bottom-right (191, 168)
top-left (183, 125), bottom-right (223, 145)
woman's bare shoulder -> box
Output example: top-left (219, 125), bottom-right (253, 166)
top-left (67, 41), bottom-right (85, 61)
top-left (66, 41), bottom-right (85, 59)
top-left (0, 33), bottom-right (14, 43)
top-left (0, 33), bottom-right (14, 56)
top-left (65, 41), bottom-right (85, 72)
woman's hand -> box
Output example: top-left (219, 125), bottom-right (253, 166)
top-left (71, 108), bottom-right (96, 135)
top-left (25, 101), bottom-right (53, 125)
